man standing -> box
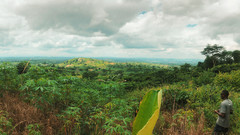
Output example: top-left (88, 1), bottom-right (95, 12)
top-left (213, 90), bottom-right (233, 135)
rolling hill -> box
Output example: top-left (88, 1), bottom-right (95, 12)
top-left (58, 57), bottom-right (115, 68)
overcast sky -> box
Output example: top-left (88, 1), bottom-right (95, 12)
top-left (1, 0), bottom-right (240, 59)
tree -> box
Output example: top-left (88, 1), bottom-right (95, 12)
top-left (203, 56), bottom-right (215, 69)
top-left (201, 44), bottom-right (225, 57)
top-left (82, 71), bottom-right (98, 80)
top-left (219, 50), bottom-right (233, 64)
top-left (180, 63), bottom-right (192, 72)
top-left (232, 50), bottom-right (240, 63)
top-left (201, 44), bottom-right (225, 67)
top-left (17, 61), bottom-right (31, 74)
top-left (197, 62), bottom-right (204, 69)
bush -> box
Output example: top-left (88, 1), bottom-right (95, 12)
top-left (214, 70), bottom-right (240, 92)
top-left (193, 71), bottom-right (216, 86)
top-left (229, 92), bottom-right (240, 134)
top-left (82, 71), bottom-right (99, 80)
top-left (0, 111), bottom-right (13, 135)
top-left (0, 63), bottom-right (19, 93)
top-left (211, 63), bottom-right (240, 73)
top-left (162, 86), bottom-right (190, 111)
top-left (17, 61), bottom-right (31, 74)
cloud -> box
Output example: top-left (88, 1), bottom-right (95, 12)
top-left (204, 13), bottom-right (240, 38)
top-left (160, 0), bottom-right (206, 16)
top-left (234, 35), bottom-right (240, 45)
top-left (114, 34), bottom-right (158, 49)
top-left (14, 0), bottom-right (151, 36)
top-left (0, 32), bottom-right (14, 47)
top-left (0, 0), bottom-right (240, 58)
top-left (116, 10), bottom-right (202, 50)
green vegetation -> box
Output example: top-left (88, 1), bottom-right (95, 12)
top-left (16, 61), bottom-right (31, 74)
top-left (0, 45), bottom-right (240, 134)
top-left (59, 57), bottom-right (115, 68)
top-left (199, 44), bottom-right (240, 69)
top-left (132, 90), bottom-right (162, 135)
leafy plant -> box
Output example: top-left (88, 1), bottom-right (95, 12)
top-left (214, 70), bottom-right (240, 92)
top-left (25, 124), bottom-right (41, 135)
top-left (0, 63), bottom-right (19, 93)
top-left (0, 111), bottom-right (13, 135)
top-left (58, 107), bottom-right (82, 135)
top-left (17, 61), bottom-right (31, 74)
top-left (163, 86), bottom-right (190, 110)
top-left (132, 90), bottom-right (163, 135)
top-left (20, 78), bottom-right (63, 111)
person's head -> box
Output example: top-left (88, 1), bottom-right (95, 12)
top-left (221, 90), bottom-right (229, 99)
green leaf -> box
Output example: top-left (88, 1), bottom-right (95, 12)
top-left (132, 90), bottom-right (163, 135)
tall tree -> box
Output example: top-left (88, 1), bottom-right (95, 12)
top-left (201, 44), bottom-right (225, 67)
top-left (203, 56), bottom-right (215, 69)
top-left (232, 50), bottom-right (240, 63)
top-left (219, 50), bottom-right (233, 64)
top-left (180, 63), bottom-right (192, 72)
top-left (201, 44), bottom-right (225, 57)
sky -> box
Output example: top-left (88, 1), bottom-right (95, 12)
top-left (0, 0), bottom-right (240, 59)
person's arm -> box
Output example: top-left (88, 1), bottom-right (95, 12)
top-left (214, 110), bottom-right (225, 118)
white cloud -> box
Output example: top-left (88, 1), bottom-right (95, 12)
top-left (13, 0), bottom-right (151, 36)
top-left (0, 0), bottom-right (240, 58)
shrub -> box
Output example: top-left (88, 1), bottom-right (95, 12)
top-left (211, 63), bottom-right (240, 73)
top-left (17, 61), bottom-right (31, 74)
top-left (0, 63), bottom-right (19, 93)
top-left (82, 71), bottom-right (99, 80)
top-left (0, 110), bottom-right (13, 135)
top-left (193, 71), bottom-right (216, 86)
top-left (162, 86), bottom-right (190, 111)
top-left (214, 70), bottom-right (240, 92)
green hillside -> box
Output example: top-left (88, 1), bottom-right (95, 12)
top-left (58, 57), bottom-right (115, 68)
top-left (1, 45), bottom-right (240, 134)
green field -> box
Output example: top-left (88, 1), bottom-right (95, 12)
top-left (0, 46), bottom-right (240, 134)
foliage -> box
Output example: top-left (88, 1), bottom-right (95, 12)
top-left (211, 63), bottom-right (240, 73)
top-left (232, 50), bottom-right (240, 63)
top-left (203, 56), bottom-right (215, 69)
top-left (25, 124), bottom-right (41, 135)
top-left (58, 106), bottom-right (82, 134)
top-left (214, 70), bottom-right (240, 92)
top-left (200, 44), bottom-right (240, 69)
top-left (59, 57), bottom-right (114, 69)
top-left (201, 44), bottom-right (225, 67)
top-left (82, 71), bottom-right (99, 80)
top-left (162, 85), bottom-right (190, 110)
top-left (1, 57), bottom-right (240, 134)
top-left (0, 111), bottom-right (13, 135)
top-left (201, 44), bottom-right (225, 57)
top-left (17, 61), bottom-right (31, 74)
top-left (188, 85), bottom-right (220, 127)
top-left (192, 71), bottom-right (216, 86)
top-left (132, 90), bottom-right (162, 135)
top-left (172, 109), bottom-right (194, 130)
top-left (24, 65), bottom-right (68, 80)
top-left (20, 78), bottom-right (63, 111)
top-left (0, 63), bottom-right (19, 93)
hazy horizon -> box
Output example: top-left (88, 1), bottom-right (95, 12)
top-left (0, 56), bottom-right (203, 65)
top-left (1, 0), bottom-right (240, 58)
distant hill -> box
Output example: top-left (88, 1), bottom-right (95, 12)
top-left (93, 57), bottom-right (203, 66)
top-left (0, 57), bottom-right (203, 66)
top-left (59, 58), bottom-right (115, 68)
top-left (0, 57), bottom-right (73, 64)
